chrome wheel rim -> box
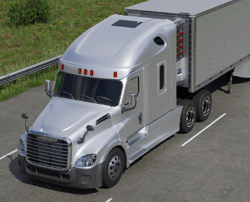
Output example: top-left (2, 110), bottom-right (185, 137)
top-left (108, 155), bottom-right (121, 180)
top-left (186, 106), bottom-right (195, 127)
top-left (202, 96), bottom-right (211, 116)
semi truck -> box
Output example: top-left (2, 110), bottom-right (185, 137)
top-left (18, 0), bottom-right (250, 189)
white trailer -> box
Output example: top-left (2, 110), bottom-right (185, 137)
top-left (18, 0), bottom-right (250, 189)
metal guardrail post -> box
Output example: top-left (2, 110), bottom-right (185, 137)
top-left (0, 54), bottom-right (63, 86)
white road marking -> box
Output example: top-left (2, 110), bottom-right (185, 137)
top-left (105, 198), bottom-right (112, 202)
top-left (0, 149), bottom-right (18, 160)
top-left (181, 113), bottom-right (226, 147)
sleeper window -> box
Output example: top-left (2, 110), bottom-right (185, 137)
top-left (159, 65), bottom-right (164, 90)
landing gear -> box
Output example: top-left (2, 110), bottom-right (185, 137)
top-left (226, 70), bottom-right (234, 94)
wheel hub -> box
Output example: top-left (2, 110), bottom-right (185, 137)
top-left (186, 106), bottom-right (195, 127)
top-left (202, 96), bottom-right (211, 116)
top-left (108, 156), bottom-right (121, 180)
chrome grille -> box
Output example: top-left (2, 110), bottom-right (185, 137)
top-left (26, 133), bottom-right (70, 171)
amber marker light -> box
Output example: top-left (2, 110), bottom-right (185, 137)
top-left (84, 69), bottom-right (87, 75)
top-left (78, 68), bottom-right (82, 74)
top-left (90, 70), bottom-right (94, 76)
top-left (61, 64), bottom-right (64, 70)
top-left (114, 72), bottom-right (117, 78)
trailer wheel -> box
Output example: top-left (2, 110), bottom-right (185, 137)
top-left (179, 99), bottom-right (197, 133)
top-left (192, 90), bottom-right (212, 122)
top-left (102, 148), bottom-right (124, 188)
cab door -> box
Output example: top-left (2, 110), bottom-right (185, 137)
top-left (120, 69), bottom-right (145, 144)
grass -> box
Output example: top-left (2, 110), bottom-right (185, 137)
top-left (0, 0), bottom-right (146, 102)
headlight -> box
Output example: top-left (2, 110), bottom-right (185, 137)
top-left (75, 154), bottom-right (96, 167)
top-left (18, 138), bottom-right (26, 156)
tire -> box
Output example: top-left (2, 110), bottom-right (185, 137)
top-left (102, 148), bottom-right (124, 188)
top-left (177, 98), bottom-right (181, 104)
top-left (179, 99), bottom-right (197, 133)
top-left (192, 90), bottom-right (212, 122)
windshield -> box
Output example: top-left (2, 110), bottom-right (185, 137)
top-left (54, 72), bottom-right (123, 107)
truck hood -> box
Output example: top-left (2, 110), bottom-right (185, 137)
top-left (31, 97), bottom-right (111, 138)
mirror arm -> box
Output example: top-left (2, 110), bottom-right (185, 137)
top-left (122, 93), bottom-right (137, 113)
top-left (77, 131), bottom-right (88, 144)
top-left (77, 125), bottom-right (94, 144)
top-left (25, 120), bottom-right (30, 133)
top-left (82, 131), bottom-right (89, 143)
top-left (122, 104), bottom-right (133, 113)
top-left (46, 92), bottom-right (52, 98)
top-left (21, 113), bottom-right (30, 133)
top-left (44, 80), bottom-right (52, 98)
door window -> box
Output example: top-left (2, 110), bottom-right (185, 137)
top-left (124, 77), bottom-right (139, 105)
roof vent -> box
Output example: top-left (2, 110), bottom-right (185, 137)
top-left (154, 36), bottom-right (164, 45)
top-left (96, 114), bottom-right (110, 125)
top-left (112, 20), bottom-right (142, 28)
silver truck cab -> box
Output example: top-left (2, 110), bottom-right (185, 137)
top-left (18, 14), bottom-right (183, 188)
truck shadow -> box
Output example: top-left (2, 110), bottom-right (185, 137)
top-left (8, 156), bottom-right (98, 194)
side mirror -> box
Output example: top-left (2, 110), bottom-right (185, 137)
top-left (86, 125), bottom-right (94, 131)
top-left (44, 80), bottom-right (52, 98)
top-left (21, 113), bottom-right (30, 133)
top-left (128, 93), bottom-right (136, 108)
top-left (122, 93), bottom-right (137, 113)
top-left (77, 125), bottom-right (95, 144)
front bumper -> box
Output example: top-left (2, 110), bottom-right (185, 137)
top-left (18, 154), bottom-right (103, 189)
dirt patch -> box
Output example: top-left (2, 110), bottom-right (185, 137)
top-left (86, 5), bottom-right (94, 15)
top-left (55, 31), bottom-right (62, 36)
top-left (26, 49), bottom-right (39, 56)
top-left (2, 33), bottom-right (12, 39)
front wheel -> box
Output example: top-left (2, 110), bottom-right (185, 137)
top-left (178, 99), bottom-right (197, 133)
top-left (102, 148), bottom-right (124, 188)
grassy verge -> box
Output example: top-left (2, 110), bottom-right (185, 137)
top-left (0, 0), bottom-right (146, 102)
top-left (0, 65), bottom-right (58, 101)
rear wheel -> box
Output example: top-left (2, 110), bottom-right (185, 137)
top-left (178, 99), bottom-right (197, 133)
top-left (102, 148), bottom-right (124, 188)
top-left (192, 90), bottom-right (212, 122)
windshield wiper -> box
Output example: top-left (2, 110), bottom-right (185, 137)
top-left (80, 95), bottom-right (97, 103)
top-left (61, 91), bottom-right (75, 100)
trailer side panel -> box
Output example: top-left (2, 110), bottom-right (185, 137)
top-left (194, 0), bottom-right (250, 92)
top-left (125, 0), bottom-right (250, 92)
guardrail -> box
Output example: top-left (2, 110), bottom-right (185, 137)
top-left (0, 54), bottom-right (63, 86)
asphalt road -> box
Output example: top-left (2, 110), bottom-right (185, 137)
top-left (1, 74), bottom-right (250, 202)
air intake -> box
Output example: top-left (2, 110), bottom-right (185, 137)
top-left (96, 114), bottom-right (110, 125)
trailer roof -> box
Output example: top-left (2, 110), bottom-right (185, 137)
top-left (126, 0), bottom-right (234, 16)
